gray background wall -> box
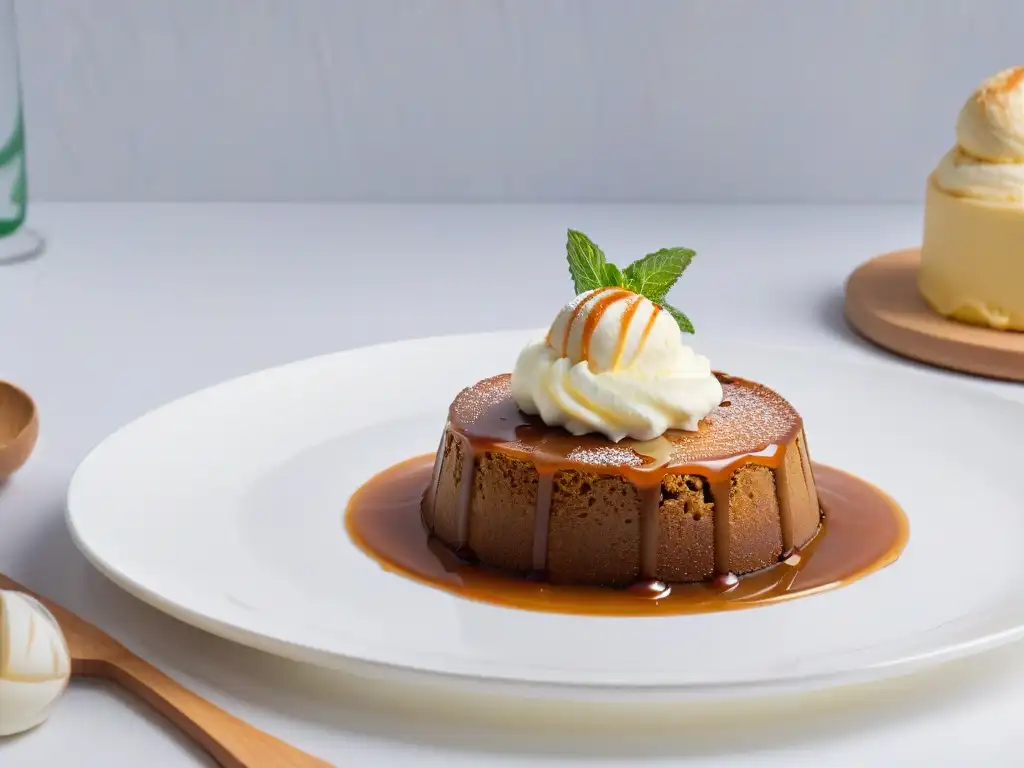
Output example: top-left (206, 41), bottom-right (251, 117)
top-left (14, 0), bottom-right (1023, 202)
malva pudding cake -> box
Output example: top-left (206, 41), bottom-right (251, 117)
top-left (422, 372), bottom-right (819, 586)
top-left (421, 231), bottom-right (822, 589)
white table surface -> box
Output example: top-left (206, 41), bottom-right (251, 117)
top-left (0, 203), bottom-right (1020, 766)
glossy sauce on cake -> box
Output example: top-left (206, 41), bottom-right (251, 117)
top-left (345, 229), bottom-right (910, 613)
top-left (345, 454), bottom-right (908, 616)
top-left (422, 373), bottom-right (822, 586)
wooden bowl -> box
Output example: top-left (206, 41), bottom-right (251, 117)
top-left (0, 381), bottom-right (38, 479)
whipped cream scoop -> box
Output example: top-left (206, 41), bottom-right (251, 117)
top-left (511, 287), bottom-right (723, 442)
top-left (935, 66), bottom-right (1024, 201)
top-left (0, 589), bottom-right (71, 736)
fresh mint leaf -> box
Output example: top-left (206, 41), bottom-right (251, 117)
top-left (603, 262), bottom-right (625, 288)
top-left (661, 303), bottom-right (695, 334)
top-left (563, 230), bottom-right (699, 335)
top-left (622, 247), bottom-right (695, 304)
top-left (566, 229), bottom-right (609, 294)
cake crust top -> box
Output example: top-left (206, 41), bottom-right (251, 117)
top-left (448, 372), bottom-right (802, 471)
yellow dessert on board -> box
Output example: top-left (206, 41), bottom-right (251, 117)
top-left (919, 66), bottom-right (1024, 331)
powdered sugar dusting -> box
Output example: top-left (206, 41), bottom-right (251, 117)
top-left (449, 372), bottom-right (801, 469)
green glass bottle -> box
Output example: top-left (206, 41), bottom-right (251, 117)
top-left (0, 1), bottom-right (41, 264)
top-left (0, 105), bottom-right (27, 237)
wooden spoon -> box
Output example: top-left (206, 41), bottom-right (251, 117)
top-left (0, 381), bottom-right (38, 479)
top-left (0, 574), bottom-right (334, 768)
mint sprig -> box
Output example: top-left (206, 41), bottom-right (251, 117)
top-left (564, 229), bottom-right (698, 334)
top-left (661, 303), bottom-right (694, 334)
top-left (622, 247), bottom-right (694, 304)
top-left (602, 262), bottom-right (625, 289)
top-left (566, 229), bottom-right (610, 294)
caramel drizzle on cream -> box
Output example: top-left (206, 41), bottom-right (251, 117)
top-left (559, 287), bottom-right (616, 357)
top-left (627, 304), bottom-right (661, 369)
top-left (579, 289), bottom-right (632, 364)
top-left (610, 295), bottom-right (644, 371)
top-left (542, 289), bottom-right (666, 373)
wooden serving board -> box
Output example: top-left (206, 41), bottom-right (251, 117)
top-left (843, 248), bottom-right (1024, 382)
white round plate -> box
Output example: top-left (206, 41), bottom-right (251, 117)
top-left (67, 331), bottom-right (1024, 701)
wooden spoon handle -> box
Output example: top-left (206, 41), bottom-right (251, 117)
top-left (82, 654), bottom-right (334, 768)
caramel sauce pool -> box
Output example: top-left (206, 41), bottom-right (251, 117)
top-left (345, 455), bottom-right (908, 616)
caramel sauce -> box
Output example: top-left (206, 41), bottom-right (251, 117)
top-left (556, 287), bottom-right (616, 356)
top-left (532, 471), bottom-right (554, 572)
top-left (439, 374), bottom-right (809, 575)
top-left (346, 455), bottom-right (909, 616)
top-left (611, 294), bottom-right (645, 370)
top-left (630, 303), bottom-right (661, 368)
top-left (579, 289), bottom-right (631, 364)
top-left (546, 287), bottom-right (650, 369)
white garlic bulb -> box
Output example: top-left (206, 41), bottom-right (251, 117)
top-left (0, 589), bottom-right (71, 736)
